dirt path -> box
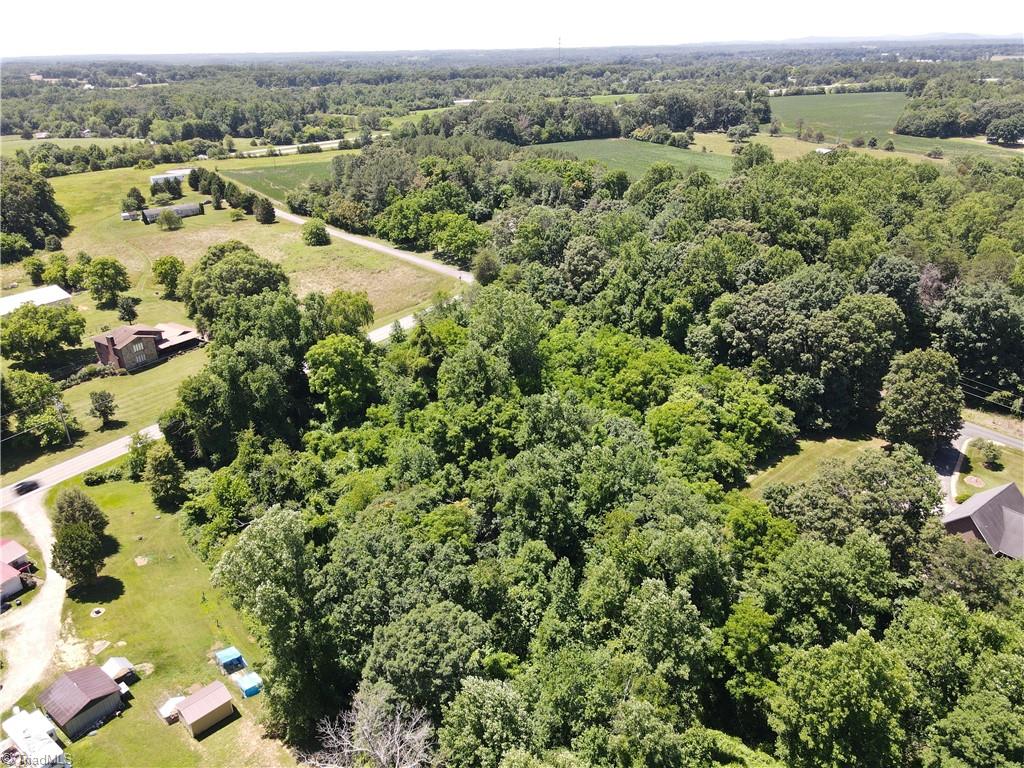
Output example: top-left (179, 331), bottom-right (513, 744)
top-left (0, 493), bottom-right (66, 712)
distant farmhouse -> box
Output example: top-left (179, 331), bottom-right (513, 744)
top-left (141, 202), bottom-right (204, 225)
top-left (92, 323), bottom-right (202, 371)
top-left (943, 482), bottom-right (1023, 560)
top-left (0, 285), bottom-right (72, 317)
top-left (148, 168), bottom-right (193, 186)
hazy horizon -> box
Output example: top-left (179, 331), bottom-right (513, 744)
top-left (2, 0), bottom-right (1021, 59)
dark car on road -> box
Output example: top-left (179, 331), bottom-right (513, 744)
top-left (13, 480), bottom-right (39, 495)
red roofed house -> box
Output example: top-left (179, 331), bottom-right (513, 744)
top-left (0, 539), bottom-right (29, 570)
top-left (91, 323), bottom-right (203, 371)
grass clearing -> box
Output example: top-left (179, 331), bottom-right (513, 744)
top-left (0, 511), bottom-right (45, 608)
top-left (767, 92), bottom-right (1022, 160)
top-left (21, 469), bottom-right (294, 768)
top-left (1, 349), bottom-right (208, 480)
top-left (218, 158), bottom-right (336, 200)
top-left (535, 138), bottom-right (734, 179)
top-left (744, 434), bottom-right (886, 496)
top-left (957, 443), bottom-right (1024, 501)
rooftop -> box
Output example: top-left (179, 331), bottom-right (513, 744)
top-left (943, 482), bottom-right (1024, 559)
top-left (38, 666), bottom-right (119, 727)
top-left (176, 681), bottom-right (232, 727)
top-left (0, 285), bottom-right (72, 317)
top-left (0, 539), bottom-right (28, 565)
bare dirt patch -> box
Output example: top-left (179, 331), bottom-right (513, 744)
top-left (134, 556), bottom-right (149, 567)
top-left (91, 639), bottom-right (111, 655)
top-left (963, 475), bottom-right (985, 488)
top-left (54, 617), bottom-right (90, 669)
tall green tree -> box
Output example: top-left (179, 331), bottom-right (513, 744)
top-left (0, 302), bottom-right (85, 361)
top-left (877, 349), bottom-right (963, 454)
top-left (305, 333), bottom-right (377, 425)
top-left (86, 256), bottom-right (131, 307)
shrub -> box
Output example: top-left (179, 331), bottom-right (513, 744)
top-left (156, 209), bottom-right (183, 231)
top-left (1, 233), bottom-right (34, 262)
top-left (978, 440), bottom-right (1003, 469)
top-left (302, 218), bottom-right (331, 246)
top-left (44, 235), bottom-right (62, 252)
top-left (229, 209), bottom-right (246, 221)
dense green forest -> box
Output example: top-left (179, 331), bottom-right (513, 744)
top-left (2, 41), bottom-right (1024, 768)
top-left (135, 137), bottom-right (1024, 767)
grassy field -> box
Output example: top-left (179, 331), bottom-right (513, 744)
top-left (767, 92), bottom-right (1022, 160)
top-left (744, 434), bottom-right (886, 496)
top-left (0, 135), bottom-right (144, 157)
top-left (1, 349), bottom-right (208, 480)
top-left (19, 469), bottom-right (294, 768)
top-left (588, 93), bottom-right (643, 105)
top-left (0, 161), bottom-right (458, 314)
top-left (0, 511), bottom-right (45, 608)
top-left (536, 138), bottom-right (735, 179)
top-left (218, 157), bottom-right (336, 200)
top-left (957, 443), bottom-right (1024, 501)
top-left (384, 106), bottom-right (454, 129)
top-left (691, 130), bottom-right (936, 165)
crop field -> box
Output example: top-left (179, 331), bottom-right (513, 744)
top-left (537, 138), bottom-right (734, 179)
top-left (767, 92), bottom-right (1022, 159)
top-left (218, 156), bottom-right (336, 199)
top-left (29, 472), bottom-right (295, 768)
top-left (0, 135), bottom-right (143, 157)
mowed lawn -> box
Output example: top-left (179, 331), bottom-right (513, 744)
top-left (690, 130), bottom-right (936, 166)
top-left (1, 349), bottom-right (208, 480)
top-left (957, 443), bottom-right (1024, 501)
top-left (536, 138), bottom-right (734, 180)
top-left (767, 92), bottom-right (1022, 159)
top-left (33, 471), bottom-right (294, 768)
top-left (744, 434), bottom-right (886, 496)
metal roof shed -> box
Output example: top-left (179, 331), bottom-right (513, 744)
top-left (37, 666), bottom-right (122, 740)
top-left (175, 681), bottom-right (234, 738)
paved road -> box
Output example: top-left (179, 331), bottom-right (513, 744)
top-left (273, 207), bottom-right (474, 284)
top-left (934, 421), bottom-right (1023, 510)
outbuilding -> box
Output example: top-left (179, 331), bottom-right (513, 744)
top-left (175, 681), bottom-right (234, 738)
top-left (230, 670), bottom-right (263, 698)
top-left (214, 646), bottom-right (245, 673)
top-left (148, 168), bottom-right (193, 185)
top-left (141, 202), bottom-right (204, 225)
top-left (100, 657), bottom-right (135, 683)
top-left (0, 285), bottom-right (72, 317)
top-left (38, 666), bottom-right (122, 740)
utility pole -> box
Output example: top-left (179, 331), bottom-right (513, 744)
top-left (53, 399), bottom-right (72, 445)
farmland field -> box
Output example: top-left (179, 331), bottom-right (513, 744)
top-left (218, 157), bottom-right (336, 199)
top-left (27, 471), bottom-right (295, 768)
top-left (536, 138), bottom-right (734, 179)
top-left (767, 92), bottom-right (1022, 159)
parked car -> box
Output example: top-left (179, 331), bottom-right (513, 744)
top-left (13, 480), bottom-right (39, 495)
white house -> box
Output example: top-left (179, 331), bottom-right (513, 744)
top-left (0, 285), bottom-right (72, 317)
top-left (149, 168), bottom-right (193, 185)
top-left (0, 563), bottom-right (22, 600)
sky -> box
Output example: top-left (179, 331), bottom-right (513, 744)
top-left (1, 0), bottom-right (1021, 58)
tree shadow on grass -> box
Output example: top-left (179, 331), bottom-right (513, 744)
top-left (98, 419), bottom-right (128, 432)
top-left (68, 575), bottom-right (124, 604)
top-left (100, 533), bottom-right (121, 558)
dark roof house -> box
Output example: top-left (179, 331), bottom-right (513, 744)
top-left (942, 482), bottom-right (1024, 560)
top-left (38, 667), bottom-right (122, 739)
top-left (141, 202), bottom-right (204, 225)
top-left (92, 322), bottom-right (202, 371)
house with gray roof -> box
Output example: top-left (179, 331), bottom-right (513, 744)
top-left (942, 482), bottom-right (1023, 560)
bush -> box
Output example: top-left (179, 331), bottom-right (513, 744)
top-left (883, 140), bottom-right (895, 151)
top-left (44, 235), bottom-right (62, 252)
top-left (229, 209), bottom-right (246, 221)
top-left (1, 233), bottom-right (34, 262)
top-left (301, 218), bottom-right (331, 246)
top-left (157, 209), bottom-right (183, 231)
top-left (296, 143), bottom-right (323, 154)
top-left (59, 363), bottom-right (122, 389)
top-left (977, 440), bottom-right (1003, 469)
top-left (955, 492), bottom-right (971, 504)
